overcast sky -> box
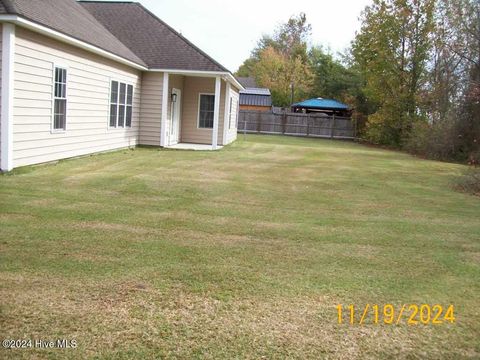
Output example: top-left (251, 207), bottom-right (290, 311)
top-left (125, 0), bottom-right (372, 72)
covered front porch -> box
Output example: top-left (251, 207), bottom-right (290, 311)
top-left (139, 70), bottom-right (241, 150)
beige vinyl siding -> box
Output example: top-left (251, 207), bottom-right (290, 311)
top-left (225, 87), bottom-right (239, 145)
top-left (12, 27), bottom-right (141, 168)
top-left (139, 72), bottom-right (162, 146)
top-left (181, 77), bottom-right (226, 145)
top-left (139, 73), bottom-right (185, 146)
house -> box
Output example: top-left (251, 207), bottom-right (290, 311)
top-left (291, 98), bottom-right (351, 117)
top-left (237, 77), bottom-right (272, 112)
top-left (0, 0), bottom-right (243, 172)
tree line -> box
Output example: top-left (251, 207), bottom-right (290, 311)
top-left (236, 0), bottom-right (479, 164)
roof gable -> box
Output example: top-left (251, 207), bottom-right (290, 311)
top-left (80, 1), bottom-right (230, 73)
top-left (0, 0), bottom-right (146, 66)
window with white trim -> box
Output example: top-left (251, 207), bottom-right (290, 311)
top-left (235, 99), bottom-right (239, 128)
top-left (110, 81), bottom-right (133, 128)
top-left (228, 97), bottom-right (234, 129)
top-left (198, 94), bottom-right (215, 128)
top-left (53, 67), bottom-right (67, 131)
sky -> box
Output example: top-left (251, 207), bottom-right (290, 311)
top-left (125, 0), bottom-right (372, 72)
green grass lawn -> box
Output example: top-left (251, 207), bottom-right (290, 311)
top-left (1, 135), bottom-right (479, 359)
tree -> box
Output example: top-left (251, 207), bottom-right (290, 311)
top-left (444, 0), bottom-right (480, 162)
top-left (235, 13), bottom-right (313, 105)
top-left (253, 46), bottom-right (313, 106)
top-left (351, 0), bottom-right (435, 146)
top-left (308, 46), bottom-right (361, 104)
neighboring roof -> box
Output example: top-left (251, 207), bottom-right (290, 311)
top-left (291, 98), bottom-right (349, 110)
top-left (0, 0), bottom-right (146, 66)
top-left (241, 88), bottom-right (271, 96)
top-left (80, 1), bottom-right (229, 72)
top-left (240, 93), bottom-right (272, 107)
top-left (237, 77), bottom-right (257, 88)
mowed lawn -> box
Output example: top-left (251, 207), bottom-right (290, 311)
top-left (1, 135), bottom-right (479, 359)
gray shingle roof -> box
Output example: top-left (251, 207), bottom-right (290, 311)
top-left (0, 0), bottom-right (146, 66)
top-left (80, 1), bottom-right (230, 72)
top-left (237, 77), bottom-right (257, 88)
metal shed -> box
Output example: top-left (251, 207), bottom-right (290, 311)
top-left (237, 77), bottom-right (272, 112)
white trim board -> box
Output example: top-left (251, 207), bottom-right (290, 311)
top-left (160, 72), bottom-right (169, 147)
top-left (222, 81), bottom-right (231, 145)
top-left (212, 76), bottom-right (221, 150)
top-left (150, 69), bottom-right (244, 91)
top-left (1, 23), bottom-right (15, 172)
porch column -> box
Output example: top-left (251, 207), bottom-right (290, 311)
top-left (1, 23), bottom-right (15, 172)
top-left (222, 81), bottom-right (231, 145)
top-left (212, 76), bottom-right (221, 150)
top-left (160, 72), bottom-right (169, 147)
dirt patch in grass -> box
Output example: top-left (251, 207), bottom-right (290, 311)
top-left (169, 229), bottom-right (254, 247)
top-left (69, 221), bottom-right (154, 235)
top-left (0, 213), bottom-right (37, 222)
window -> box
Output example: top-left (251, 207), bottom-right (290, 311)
top-left (126, 84), bottom-right (133, 127)
top-left (53, 67), bottom-right (67, 131)
top-left (109, 80), bottom-right (133, 128)
top-left (235, 99), bottom-right (239, 128)
top-left (198, 94), bottom-right (215, 128)
top-left (228, 97), bottom-right (234, 129)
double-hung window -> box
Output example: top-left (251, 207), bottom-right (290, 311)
top-left (110, 81), bottom-right (133, 128)
top-left (228, 97), bottom-right (234, 129)
top-left (198, 94), bottom-right (215, 128)
top-left (53, 67), bottom-right (67, 131)
top-left (235, 99), bottom-right (239, 128)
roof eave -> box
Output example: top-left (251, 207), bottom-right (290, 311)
top-left (0, 15), bottom-right (148, 70)
top-left (0, 14), bottom-right (246, 90)
top-left (149, 69), bottom-right (244, 90)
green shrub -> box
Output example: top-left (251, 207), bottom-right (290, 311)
top-left (455, 168), bottom-right (480, 196)
top-left (404, 121), bottom-right (459, 161)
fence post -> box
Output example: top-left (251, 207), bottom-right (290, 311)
top-left (354, 116), bottom-right (357, 140)
top-left (256, 111), bottom-right (261, 133)
top-left (244, 116), bottom-right (247, 140)
top-left (331, 114), bottom-right (336, 139)
top-left (282, 111), bottom-right (287, 134)
top-left (306, 115), bottom-right (310, 137)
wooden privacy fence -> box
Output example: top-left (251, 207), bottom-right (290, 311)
top-left (238, 110), bottom-right (356, 139)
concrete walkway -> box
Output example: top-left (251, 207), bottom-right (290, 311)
top-left (166, 143), bottom-right (223, 151)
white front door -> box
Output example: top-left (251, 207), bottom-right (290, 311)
top-left (169, 88), bottom-right (181, 145)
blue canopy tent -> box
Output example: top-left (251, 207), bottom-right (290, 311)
top-left (291, 98), bottom-right (351, 117)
